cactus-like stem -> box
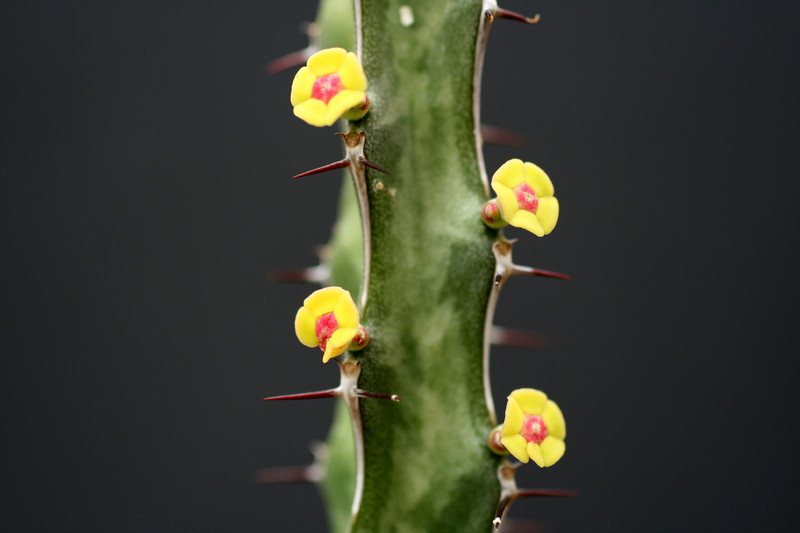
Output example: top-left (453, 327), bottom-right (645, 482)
top-left (267, 1), bottom-right (571, 531)
top-left (343, 1), bottom-right (504, 531)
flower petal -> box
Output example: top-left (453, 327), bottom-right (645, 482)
top-left (329, 327), bottom-right (357, 350)
top-left (290, 66), bottom-right (317, 106)
top-left (523, 162), bottom-right (554, 198)
top-left (333, 290), bottom-right (359, 328)
top-left (501, 396), bottom-right (524, 437)
top-left (322, 328), bottom-right (357, 362)
top-left (501, 434), bottom-right (529, 463)
top-left (508, 210), bottom-right (544, 237)
top-left (293, 99), bottom-right (330, 127)
top-left (539, 436), bottom-right (565, 467)
top-left (492, 158), bottom-right (524, 189)
top-left (541, 400), bottom-right (566, 439)
top-left (338, 52), bottom-right (367, 91)
top-left (307, 47), bottom-right (346, 76)
top-left (535, 197), bottom-right (559, 235)
top-left (294, 306), bottom-right (319, 347)
top-left (325, 90), bottom-right (367, 125)
top-left (526, 442), bottom-right (545, 467)
top-left (511, 388), bottom-right (548, 415)
top-left (493, 182), bottom-right (519, 220)
top-left (304, 286), bottom-right (344, 316)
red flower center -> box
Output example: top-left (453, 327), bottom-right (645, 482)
top-left (520, 414), bottom-right (548, 445)
top-left (312, 73), bottom-right (344, 104)
top-left (314, 312), bottom-right (339, 351)
top-left (513, 182), bottom-right (539, 213)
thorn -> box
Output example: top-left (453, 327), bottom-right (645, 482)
top-left (494, 493), bottom-right (513, 529)
top-left (252, 465), bottom-right (321, 484)
top-left (267, 263), bottom-right (330, 284)
top-left (358, 156), bottom-right (389, 175)
top-left (263, 388), bottom-right (340, 401)
top-left (266, 47), bottom-right (314, 75)
top-left (490, 326), bottom-right (547, 350)
top-left (496, 520), bottom-right (550, 533)
top-left (492, 7), bottom-right (540, 24)
top-left (481, 124), bottom-right (525, 148)
top-left (355, 389), bottom-right (401, 402)
top-left (515, 488), bottom-right (579, 499)
top-left (511, 264), bottom-right (571, 281)
top-left (493, 488), bottom-right (577, 530)
top-left (293, 159), bottom-right (350, 179)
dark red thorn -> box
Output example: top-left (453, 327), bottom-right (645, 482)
top-left (494, 489), bottom-right (577, 530)
top-left (293, 159), bottom-right (350, 179)
top-left (512, 265), bottom-right (571, 280)
top-left (263, 389), bottom-right (339, 401)
top-left (525, 268), bottom-right (571, 281)
top-left (515, 488), bottom-right (579, 499)
top-left (355, 389), bottom-right (401, 402)
top-left (496, 520), bottom-right (549, 533)
top-left (267, 264), bottom-right (329, 284)
top-left (492, 7), bottom-right (540, 24)
top-left (494, 494), bottom-right (513, 530)
top-left (481, 124), bottom-right (525, 148)
top-left (252, 465), bottom-right (318, 484)
top-left (358, 156), bottom-right (390, 175)
top-left (491, 326), bottom-right (547, 350)
top-left (266, 48), bottom-right (313, 75)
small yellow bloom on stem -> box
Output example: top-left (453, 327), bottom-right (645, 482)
top-left (499, 388), bottom-right (566, 467)
top-left (490, 159), bottom-right (559, 237)
top-left (290, 47), bottom-right (370, 127)
top-left (294, 286), bottom-right (364, 363)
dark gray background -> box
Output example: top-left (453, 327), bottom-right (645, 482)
top-left (2, 1), bottom-right (798, 531)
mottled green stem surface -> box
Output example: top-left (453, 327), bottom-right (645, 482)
top-left (324, 1), bottom-right (504, 532)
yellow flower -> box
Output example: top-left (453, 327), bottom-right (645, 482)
top-left (290, 47), bottom-right (369, 127)
top-left (500, 388), bottom-right (566, 467)
top-left (491, 159), bottom-right (559, 237)
top-left (294, 286), bottom-right (360, 363)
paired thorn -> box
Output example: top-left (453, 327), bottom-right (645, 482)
top-left (508, 264), bottom-right (571, 282)
top-left (481, 124), bottom-right (525, 148)
top-left (253, 464), bottom-right (322, 484)
top-left (293, 156), bottom-right (387, 179)
top-left (266, 47), bottom-right (315, 75)
top-left (293, 159), bottom-right (350, 179)
top-left (265, 21), bottom-right (320, 74)
top-left (263, 389), bottom-right (340, 401)
top-left (267, 263), bottom-right (330, 284)
top-left (293, 134), bottom-right (389, 179)
top-left (489, 7), bottom-right (540, 24)
top-left (264, 385), bottom-right (399, 403)
top-left (490, 326), bottom-right (547, 350)
top-left (355, 389), bottom-right (401, 402)
top-left (494, 488), bottom-right (578, 529)
top-left (333, 133), bottom-right (389, 174)
top-left (516, 489), bottom-right (579, 500)
top-left (359, 156), bottom-right (389, 175)
top-left (492, 241), bottom-right (571, 289)
top-left (493, 265), bottom-right (571, 287)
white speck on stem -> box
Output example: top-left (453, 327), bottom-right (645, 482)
top-left (399, 6), bottom-right (414, 27)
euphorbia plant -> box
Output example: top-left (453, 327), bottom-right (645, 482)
top-left (262, 1), bottom-right (576, 531)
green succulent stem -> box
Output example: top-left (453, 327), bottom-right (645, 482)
top-left (293, 0), bottom-right (544, 531)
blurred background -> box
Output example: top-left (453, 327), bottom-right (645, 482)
top-left (2, 1), bottom-right (798, 531)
